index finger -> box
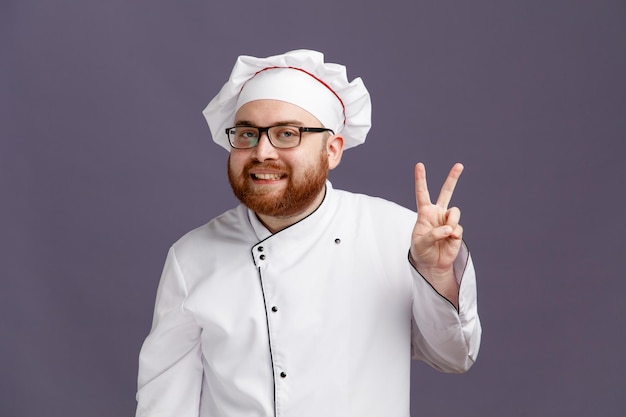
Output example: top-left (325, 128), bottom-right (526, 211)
top-left (436, 163), bottom-right (464, 208)
top-left (414, 162), bottom-right (432, 209)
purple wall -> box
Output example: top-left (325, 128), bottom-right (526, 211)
top-left (2, 0), bottom-right (625, 415)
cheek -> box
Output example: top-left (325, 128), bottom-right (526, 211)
top-left (228, 153), bottom-right (247, 173)
top-left (290, 145), bottom-right (326, 171)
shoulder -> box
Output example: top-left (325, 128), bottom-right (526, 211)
top-left (333, 187), bottom-right (415, 219)
top-left (328, 187), bottom-right (416, 234)
top-left (327, 187), bottom-right (416, 258)
top-left (170, 204), bottom-right (252, 255)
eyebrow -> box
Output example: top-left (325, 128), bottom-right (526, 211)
top-left (234, 120), bottom-right (307, 127)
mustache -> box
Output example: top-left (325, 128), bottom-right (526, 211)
top-left (243, 161), bottom-right (288, 173)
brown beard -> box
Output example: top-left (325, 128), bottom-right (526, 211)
top-left (228, 150), bottom-right (329, 218)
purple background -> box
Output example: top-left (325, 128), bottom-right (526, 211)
top-left (2, 0), bottom-right (625, 416)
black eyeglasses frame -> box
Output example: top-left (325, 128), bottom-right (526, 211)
top-left (225, 125), bottom-right (335, 149)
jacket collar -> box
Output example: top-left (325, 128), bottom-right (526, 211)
top-left (247, 180), bottom-right (336, 241)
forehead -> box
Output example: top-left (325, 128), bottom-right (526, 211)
top-left (234, 99), bottom-right (323, 126)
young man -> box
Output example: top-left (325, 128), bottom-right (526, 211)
top-left (136, 49), bottom-right (481, 417)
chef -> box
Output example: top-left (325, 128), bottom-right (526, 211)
top-left (136, 49), bottom-right (481, 417)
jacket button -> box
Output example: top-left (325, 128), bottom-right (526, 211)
top-left (258, 246), bottom-right (264, 252)
top-left (271, 306), bottom-right (278, 312)
top-left (280, 372), bottom-right (287, 378)
top-left (334, 238), bottom-right (341, 244)
top-left (260, 254), bottom-right (266, 260)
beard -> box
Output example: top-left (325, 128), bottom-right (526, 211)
top-left (228, 150), bottom-right (329, 218)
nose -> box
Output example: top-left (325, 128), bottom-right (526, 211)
top-left (251, 131), bottom-right (279, 161)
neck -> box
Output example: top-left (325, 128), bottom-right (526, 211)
top-left (256, 186), bottom-right (326, 233)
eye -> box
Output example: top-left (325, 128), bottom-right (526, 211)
top-left (274, 126), bottom-right (300, 139)
top-left (229, 127), bottom-right (259, 148)
top-left (236, 128), bottom-right (258, 139)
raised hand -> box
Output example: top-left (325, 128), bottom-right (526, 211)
top-left (410, 163), bottom-right (464, 307)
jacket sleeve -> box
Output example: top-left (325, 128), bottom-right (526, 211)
top-left (409, 242), bottom-right (482, 373)
top-left (136, 247), bottom-right (203, 417)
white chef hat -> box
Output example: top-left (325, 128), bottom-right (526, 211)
top-left (202, 49), bottom-right (371, 151)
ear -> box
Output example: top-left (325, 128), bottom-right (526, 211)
top-left (326, 134), bottom-right (344, 170)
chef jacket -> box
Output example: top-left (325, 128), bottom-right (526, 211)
top-left (136, 181), bottom-right (481, 417)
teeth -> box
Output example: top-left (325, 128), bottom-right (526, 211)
top-left (254, 173), bottom-right (282, 180)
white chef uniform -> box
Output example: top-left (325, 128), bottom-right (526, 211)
top-left (136, 181), bottom-right (481, 417)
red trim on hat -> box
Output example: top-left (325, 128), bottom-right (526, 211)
top-left (243, 66), bottom-right (347, 128)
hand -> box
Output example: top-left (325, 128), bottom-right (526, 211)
top-left (410, 163), bottom-right (464, 304)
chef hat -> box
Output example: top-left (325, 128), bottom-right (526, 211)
top-left (202, 49), bottom-right (371, 151)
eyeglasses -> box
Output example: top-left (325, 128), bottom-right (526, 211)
top-left (225, 125), bottom-right (334, 149)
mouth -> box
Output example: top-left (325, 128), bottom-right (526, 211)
top-left (252, 174), bottom-right (284, 181)
top-left (244, 161), bottom-right (289, 183)
top-left (250, 172), bottom-right (286, 181)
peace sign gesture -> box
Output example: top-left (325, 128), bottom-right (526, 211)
top-left (410, 163), bottom-right (465, 306)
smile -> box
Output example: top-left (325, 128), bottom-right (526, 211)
top-left (252, 173), bottom-right (285, 180)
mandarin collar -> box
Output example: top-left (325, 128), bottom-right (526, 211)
top-left (247, 181), bottom-right (335, 242)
